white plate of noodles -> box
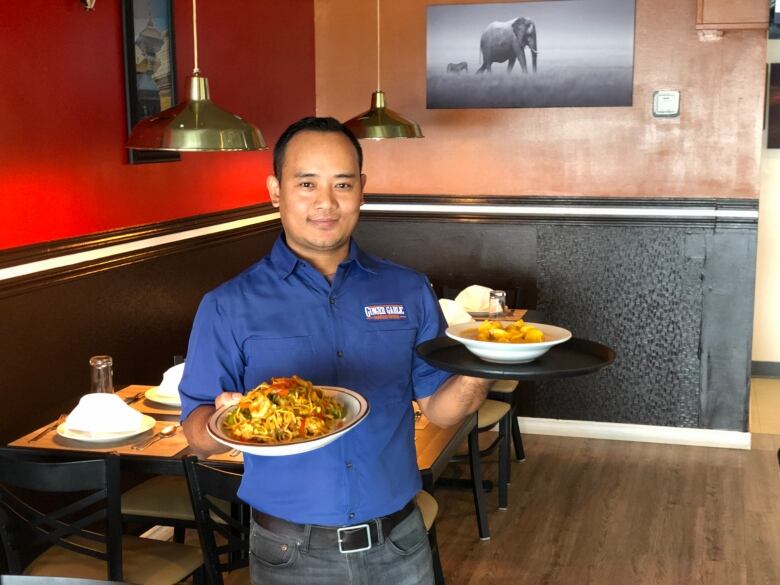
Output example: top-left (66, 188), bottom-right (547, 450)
top-left (206, 376), bottom-right (369, 456)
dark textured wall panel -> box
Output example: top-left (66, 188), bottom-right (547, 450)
top-left (535, 226), bottom-right (707, 428)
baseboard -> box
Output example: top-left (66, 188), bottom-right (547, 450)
top-left (517, 417), bottom-right (751, 450)
top-left (752, 361), bottom-right (780, 378)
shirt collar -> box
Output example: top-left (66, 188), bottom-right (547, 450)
top-left (270, 234), bottom-right (378, 279)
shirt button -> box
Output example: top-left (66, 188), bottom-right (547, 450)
top-left (346, 461), bottom-right (353, 468)
top-left (349, 512), bottom-right (355, 520)
top-left (329, 297), bottom-right (336, 305)
top-left (337, 350), bottom-right (344, 358)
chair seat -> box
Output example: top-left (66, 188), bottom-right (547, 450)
top-left (24, 534), bottom-right (203, 584)
top-left (489, 379), bottom-right (518, 394)
top-left (415, 490), bottom-right (438, 531)
top-left (477, 400), bottom-right (511, 429)
top-left (121, 475), bottom-right (195, 521)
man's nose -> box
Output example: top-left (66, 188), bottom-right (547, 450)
top-left (313, 187), bottom-right (338, 209)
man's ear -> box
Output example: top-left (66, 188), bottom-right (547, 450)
top-left (267, 175), bottom-right (281, 208)
top-left (360, 173), bottom-right (367, 205)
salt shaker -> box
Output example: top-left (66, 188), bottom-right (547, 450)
top-left (89, 355), bottom-right (114, 394)
top-left (488, 290), bottom-right (507, 319)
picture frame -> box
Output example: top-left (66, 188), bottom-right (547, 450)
top-left (770, 0), bottom-right (780, 39)
top-left (426, 0), bottom-right (635, 109)
top-left (767, 63), bottom-right (780, 148)
top-left (121, 0), bottom-right (180, 164)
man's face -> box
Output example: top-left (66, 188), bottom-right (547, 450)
top-left (267, 131), bottom-right (365, 261)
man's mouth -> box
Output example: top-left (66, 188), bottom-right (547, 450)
top-left (308, 217), bottom-right (339, 229)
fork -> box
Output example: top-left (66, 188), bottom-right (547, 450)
top-left (228, 448), bottom-right (240, 457)
top-left (28, 413), bottom-right (67, 442)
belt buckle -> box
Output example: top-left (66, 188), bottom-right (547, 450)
top-left (337, 523), bottom-right (372, 553)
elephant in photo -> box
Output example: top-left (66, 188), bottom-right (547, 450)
top-left (476, 17), bottom-right (538, 74)
top-left (447, 61), bottom-right (469, 74)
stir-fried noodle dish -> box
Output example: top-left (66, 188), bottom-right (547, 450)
top-left (222, 376), bottom-right (346, 443)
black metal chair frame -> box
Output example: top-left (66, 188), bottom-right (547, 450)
top-left (0, 451), bottom-right (124, 582)
top-left (183, 456), bottom-right (249, 585)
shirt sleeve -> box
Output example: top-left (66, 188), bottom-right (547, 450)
top-left (179, 292), bottom-right (245, 422)
top-left (411, 276), bottom-right (455, 400)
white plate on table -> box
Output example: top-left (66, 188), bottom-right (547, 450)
top-left (446, 321), bottom-right (572, 364)
top-left (207, 386), bottom-right (369, 457)
top-left (56, 415), bottom-right (156, 443)
top-left (144, 387), bottom-right (182, 407)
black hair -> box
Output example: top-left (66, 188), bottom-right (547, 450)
top-left (273, 116), bottom-right (363, 179)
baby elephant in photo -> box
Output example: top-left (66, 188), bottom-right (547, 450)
top-left (446, 61), bottom-right (469, 74)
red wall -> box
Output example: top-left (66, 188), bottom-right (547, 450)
top-left (0, 0), bottom-right (315, 250)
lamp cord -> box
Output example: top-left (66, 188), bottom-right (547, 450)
top-left (192, 0), bottom-right (200, 74)
top-left (376, 0), bottom-right (381, 91)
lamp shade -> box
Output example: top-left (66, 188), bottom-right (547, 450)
top-left (127, 74), bottom-right (266, 152)
top-left (343, 90), bottom-right (423, 140)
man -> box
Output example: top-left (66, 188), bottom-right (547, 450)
top-left (180, 116), bottom-right (490, 585)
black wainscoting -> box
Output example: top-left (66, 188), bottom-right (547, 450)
top-left (357, 196), bottom-right (758, 432)
top-left (0, 213), bottom-right (281, 444)
top-left (1, 196), bottom-right (758, 441)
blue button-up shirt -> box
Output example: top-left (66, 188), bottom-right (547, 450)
top-left (179, 235), bottom-right (452, 525)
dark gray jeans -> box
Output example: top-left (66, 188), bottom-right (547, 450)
top-left (249, 506), bottom-right (435, 585)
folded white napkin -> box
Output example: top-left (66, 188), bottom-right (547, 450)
top-left (454, 284), bottom-right (494, 313)
top-left (439, 299), bottom-right (475, 326)
top-left (156, 363), bottom-right (185, 398)
top-left (66, 393), bottom-right (144, 434)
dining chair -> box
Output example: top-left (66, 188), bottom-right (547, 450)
top-left (488, 379), bottom-right (525, 462)
top-left (454, 398), bottom-right (512, 510)
top-left (183, 456), bottom-right (249, 585)
top-left (0, 449), bottom-right (204, 584)
top-left (120, 475), bottom-right (197, 543)
top-left (415, 490), bottom-right (445, 585)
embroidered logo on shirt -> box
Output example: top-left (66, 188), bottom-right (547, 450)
top-left (364, 304), bottom-right (407, 320)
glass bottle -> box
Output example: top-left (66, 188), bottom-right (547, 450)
top-left (488, 290), bottom-right (507, 319)
top-left (89, 355), bottom-right (114, 394)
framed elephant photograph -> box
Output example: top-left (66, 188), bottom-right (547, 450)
top-left (426, 0), bottom-right (635, 109)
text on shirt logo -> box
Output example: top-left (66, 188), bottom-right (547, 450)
top-left (364, 304), bottom-right (407, 320)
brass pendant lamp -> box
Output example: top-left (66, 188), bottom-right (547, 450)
top-left (343, 0), bottom-right (423, 140)
top-left (127, 0), bottom-right (266, 152)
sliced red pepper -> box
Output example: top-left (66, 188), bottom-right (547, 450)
top-left (299, 417), bottom-right (308, 437)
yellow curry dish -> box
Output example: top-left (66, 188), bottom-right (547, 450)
top-left (466, 320), bottom-right (545, 344)
top-left (222, 376), bottom-right (346, 444)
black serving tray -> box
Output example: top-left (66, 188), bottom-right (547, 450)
top-left (416, 337), bottom-right (615, 380)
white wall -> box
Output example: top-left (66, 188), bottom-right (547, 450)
top-left (754, 42), bottom-right (780, 364)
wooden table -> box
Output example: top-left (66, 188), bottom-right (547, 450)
top-left (7, 385), bottom-right (476, 487)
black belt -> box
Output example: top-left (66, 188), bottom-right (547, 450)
top-left (251, 499), bottom-right (416, 553)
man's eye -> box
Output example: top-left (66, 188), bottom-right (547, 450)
top-left (300, 182), bottom-right (314, 189)
top-left (335, 183), bottom-right (352, 189)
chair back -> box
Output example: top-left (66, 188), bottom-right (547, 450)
top-left (0, 450), bottom-right (123, 582)
top-left (183, 456), bottom-right (248, 585)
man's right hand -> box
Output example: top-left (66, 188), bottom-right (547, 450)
top-left (216, 392), bottom-right (243, 409)
top-left (182, 392), bottom-right (243, 457)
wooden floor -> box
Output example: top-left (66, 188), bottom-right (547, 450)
top-left (435, 432), bottom-right (780, 585)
